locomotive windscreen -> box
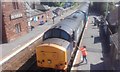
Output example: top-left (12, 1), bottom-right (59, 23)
top-left (43, 28), bottom-right (71, 42)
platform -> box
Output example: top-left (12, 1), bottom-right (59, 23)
top-left (71, 15), bottom-right (111, 71)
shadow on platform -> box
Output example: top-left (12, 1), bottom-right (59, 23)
top-left (73, 63), bottom-right (87, 67)
top-left (94, 36), bottom-right (101, 44)
top-left (98, 24), bottom-right (112, 70)
top-left (90, 62), bottom-right (104, 70)
top-left (90, 62), bottom-right (105, 72)
top-left (89, 21), bottom-right (112, 70)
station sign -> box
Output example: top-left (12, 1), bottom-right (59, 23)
top-left (10, 12), bottom-right (23, 20)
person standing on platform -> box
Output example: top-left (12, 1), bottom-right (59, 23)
top-left (93, 17), bottom-right (97, 26)
top-left (52, 16), bottom-right (55, 24)
top-left (79, 46), bottom-right (88, 64)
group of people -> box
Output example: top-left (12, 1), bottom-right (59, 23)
top-left (93, 15), bottom-right (105, 28)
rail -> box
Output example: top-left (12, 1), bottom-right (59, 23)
top-left (70, 17), bottom-right (89, 71)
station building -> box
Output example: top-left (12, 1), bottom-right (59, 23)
top-left (106, 5), bottom-right (120, 70)
top-left (1, 1), bottom-right (55, 43)
top-left (2, 2), bottom-right (28, 43)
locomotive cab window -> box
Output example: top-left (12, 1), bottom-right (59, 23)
top-left (61, 31), bottom-right (69, 40)
top-left (43, 28), bottom-right (71, 42)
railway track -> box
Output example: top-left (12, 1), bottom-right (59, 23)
top-left (17, 19), bottom-right (86, 72)
top-left (17, 50), bottom-right (64, 72)
top-left (18, 53), bottom-right (65, 72)
top-left (17, 4), bottom-right (88, 72)
top-left (67, 18), bottom-right (87, 72)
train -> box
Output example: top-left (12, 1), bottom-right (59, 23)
top-left (36, 3), bottom-right (89, 70)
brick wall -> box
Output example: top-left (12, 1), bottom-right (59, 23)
top-left (0, 1), bottom-right (2, 44)
top-left (2, 2), bottom-right (28, 43)
top-left (28, 10), bottom-right (53, 28)
top-left (30, 13), bottom-right (46, 27)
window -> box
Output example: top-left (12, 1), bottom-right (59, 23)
top-left (61, 31), bottom-right (69, 40)
top-left (12, 1), bottom-right (19, 9)
top-left (43, 28), bottom-right (71, 42)
top-left (44, 30), bottom-right (52, 39)
top-left (15, 23), bottom-right (21, 33)
top-left (52, 29), bottom-right (60, 38)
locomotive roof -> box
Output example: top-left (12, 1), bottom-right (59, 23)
top-left (43, 3), bottom-right (89, 42)
top-left (78, 3), bottom-right (89, 14)
top-left (42, 38), bottom-right (70, 49)
top-left (51, 11), bottom-right (85, 35)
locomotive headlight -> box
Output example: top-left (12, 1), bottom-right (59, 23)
top-left (48, 60), bottom-right (52, 64)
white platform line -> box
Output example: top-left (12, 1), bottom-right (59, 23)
top-left (71, 17), bottom-right (89, 70)
top-left (0, 32), bottom-right (44, 66)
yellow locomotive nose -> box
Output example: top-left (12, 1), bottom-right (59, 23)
top-left (36, 43), bottom-right (67, 70)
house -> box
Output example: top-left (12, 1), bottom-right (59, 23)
top-left (25, 2), bottom-right (53, 29)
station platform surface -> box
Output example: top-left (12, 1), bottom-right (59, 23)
top-left (71, 15), bottom-right (111, 71)
top-left (0, 6), bottom-right (79, 66)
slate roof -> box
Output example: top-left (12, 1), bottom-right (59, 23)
top-left (24, 2), bottom-right (44, 17)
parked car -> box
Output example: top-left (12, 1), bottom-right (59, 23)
top-left (63, 2), bottom-right (72, 9)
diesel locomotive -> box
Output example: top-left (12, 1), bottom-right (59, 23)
top-left (36, 3), bottom-right (89, 70)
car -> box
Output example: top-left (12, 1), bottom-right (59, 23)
top-left (63, 2), bottom-right (72, 9)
